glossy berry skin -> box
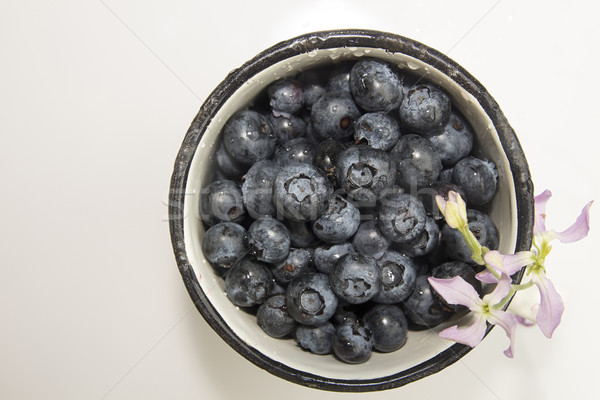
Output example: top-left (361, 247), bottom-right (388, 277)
top-left (222, 110), bottom-right (277, 166)
top-left (283, 220), bottom-right (321, 248)
top-left (363, 304), bottom-right (408, 352)
top-left (441, 209), bottom-right (499, 264)
top-left (215, 142), bottom-right (247, 180)
top-left (286, 272), bottom-right (338, 326)
top-left (402, 275), bottom-right (451, 328)
top-left (200, 180), bottom-right (246, 226)
top-left (391, 134), bottom-right (442, 189)
top-left (399, 82), bottom-right (451, 135)
top-left (331, 303), bottom-right (359, 326)
top-left (313, 242), bottom-right (355, 274)
top-left (312, 195), bottom-right (360, 243)
top-left (225, 257), bottom-right (273, 308)
top-left (349, 59), bottom-right (404, 112)
top-left (242, 160), bottom-right (277, 219)
top-left (352, 220), bottom-right (391, 258)
top-left (274, 138), bottom-right (315, 166)
top-left (354, 112), bottom-right (401, 151)
top-left (378, 189), bottom-right (427, 243)
top-left (397, 216), bottom-right (440, 257)
top-left (268, 79), bottom-right (305, 116)
top-left (272, 248), bottom-right (314, 285)
top-left (332, 320), bottom-right (373, 364)
top-left (326, 61), bottom-right (353, 94)
top-left (373, 251), bottom-right (417, 304)
top-left (427, 111), bottom-right (473, 166)
top-left (202, 222), bottom-right (247, 268)
top-left (295, 322), bottom-right (335, 355)
top-left (329, 253), bottom-right (381, 304)
top-left (248, 217), bottom-right (291, 264)
top-left (310, 93), bottom-right (361, 140)
top-left (451, 156), bottom-right (498, 206)
top-left (336, 145), bottom-right (396, 204)
top-left (256, 294), bottom-right (296, 338)
top-left (431, 261), bottom-right (481, 312)
top-left (273, 162), bottom-right (333, 222)
top-left (268, 114), bottom-right (307, 143)
top-left (297, 68), bottom-right (327, 110)
top-left (313, 138), bottom-right (347, 187)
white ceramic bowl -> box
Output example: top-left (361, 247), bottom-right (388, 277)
top-left (169, 30), bottom-right (534, 391)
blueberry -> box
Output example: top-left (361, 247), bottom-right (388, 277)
top-left (352, 220), bottom-right (391, 258)
top-left (200, 180), bottom-right (246, 226)
top-left (274, 137), bottom-right (315, 166)
top-left (311, 93), bottom-right (361, 140)
top-left (331, 303), bottom-right (359, 326)
top-left (390, 134), bottom-right (442, 189)
top-left (297, 68), bottom-right (327, 110)
top-left (225, 257), bottom-right (273, 307)
top-left (332, 320), bottom-right (373, 364)
top-left (451, 156), bottom-right (498, 206)
top-left (326, 61), bottom-right (353, 94)
top-left (330, 253), bottom-right (381, 304)
top-left (272, 248), bottom-right (314, 285)
top-left (438, 167), bottom-right (454, 183)
top-left (336, 145), bottom-right (396, 204)
top-left (283, 220), bottom-right (321, 248)
top-left (441, 209), bottom-right (499, 264)
top-left (399, 82), bottom-right (451, 134)
top-left (427, 111), bottom-right (474, 166)
top-left (313, 242), bottom-right (355, 274)
top-left (222, 110), bottom-right (277, 165)
top-left (396, 216), bottom-right (440, 257)
top-left (273, 162), bottom-right (333, 222)
top-left (215, 142), bottom-right (247, 180)
top-left (402, 275), bottom-right (451, 328)
top-left (241, 160), bottom-right (277, 219)
top-left (202, 222), bottom-right (247, 269)
top-left (248, 217), bottom-right (291, 264)
top-left (268, 114), bottom-right (307, 143)
top-left (349, 59), bottom-right (404, 112)
top-left (354, 112), bottom-right (401, 151)
top-left (256, 294), bottom-right (296, 338)
top-left (363, 304), bottom-right (408, 352)
top-left (312, 195), bottom-right (360, 243)
top-left (372, 251), bottom-right (417, 304)
top-left (313, 138), bottom-right (347, 187)
top-left (378, 188), bottom-right (427, 243)
top-left (286, 272), bottom-right (338, 326)
top-left (295, 322), bottom-right (335, 355)
top-left (431, 261), bottom-right (481, 312)
top-left (268, 79), bottom-right (305, 116)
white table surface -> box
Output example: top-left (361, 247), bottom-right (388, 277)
top-left (2, 1), bottom-right (599, 399)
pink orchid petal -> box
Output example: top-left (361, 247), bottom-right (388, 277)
top-left (479, 251), bottom-right (535, 284)
top-left (428, 276), bottom-right (482, 310)
top-left (487, 309), bottom-right (518, 358)
top-left (532, 272), bottom-right (564, 338)
top-left (439, 314), bottom-right (487, 348)
top-left (515, 315), bottom-right (536, 327)
top-left (549, 201), bottom-right (593, 243)
top-left (534, 190), bottom-right (552, 235)
top-left (482, 273), bottom-right (513, 306)
top-left (475, 269), bottom-right (499, 284)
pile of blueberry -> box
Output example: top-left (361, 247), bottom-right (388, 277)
top-left (200, 58), bottom-right (500, 364)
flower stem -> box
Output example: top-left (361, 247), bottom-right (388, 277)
top-left (512, 281), bottom-right (534, 291)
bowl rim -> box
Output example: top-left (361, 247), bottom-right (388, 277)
top-left (169, 29), bottom-right (534, 392)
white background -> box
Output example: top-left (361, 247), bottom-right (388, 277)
top-left (1, 1), bottom-right (599, 399)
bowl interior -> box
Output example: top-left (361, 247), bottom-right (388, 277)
top-left (181, 46), bottom-right (517, 381)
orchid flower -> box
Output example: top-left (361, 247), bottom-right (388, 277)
top-left (524, 190), bottom-right (593, 337)
top-left (428, 274), bottom-right (518, 358)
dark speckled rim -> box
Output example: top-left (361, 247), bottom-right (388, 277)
top-left (169, 29), bottom-right (534, 392)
